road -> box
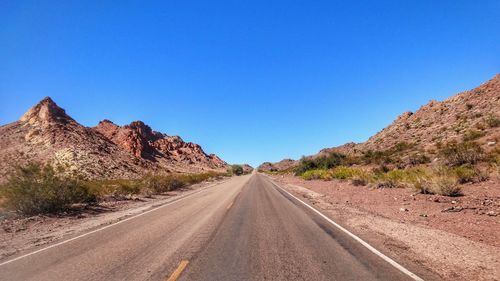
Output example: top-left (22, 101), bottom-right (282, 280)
top-left (0, 173), bottom-right (420, 281)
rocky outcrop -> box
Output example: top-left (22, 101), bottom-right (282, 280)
top-left (94, 120), bottom-right (227, 169)
top-left (0, 97), bottom-right (227, 181)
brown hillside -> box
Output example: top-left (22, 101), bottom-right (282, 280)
top-left (0, 97), bottom-right (227, 181)
top-left (260, 74), bottom-right (500, 170)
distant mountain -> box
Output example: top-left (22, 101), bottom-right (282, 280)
top-left (258, 159), bottom-right (298, 172)
top-left (94, 119), bottom-right (226, 171)
top-left (259, 74), bottom-right (500, 171)
top-left (0, 97), bottom-right (227, 181)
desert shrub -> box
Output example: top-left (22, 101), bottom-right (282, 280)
top-left (228, 165), bottom-right (244, 176)
top-left (439, 141), bottom-right (483, 166)
top-left (351, 177), bottom-right (367, 186)
top-left (450, 166), bottom-right (477, 184)
top-left (463, 130), bottom-right (485, 142)
top-left (485, 115), bottom-right (500, 128)
top-left (301, 169), bottom-right (331, 180)
top-left (407, 153), bottom-right (430, 166)
top-left (410, 167), bottom-right (461, 196)
top-left (393, 142), bottom-right (414, 152)
top-left (361, 150), bottom-right (394, 165)
top-left (331, 166), bottom-right (363, 179)
top-left (141, 175), bottom-right (182, 193)
top-left (425, 175), bottom-right (461, 196)
top-left (295, 153), bottom-right (346, 175)
top-left (0, 164), bottom-right (96, 215)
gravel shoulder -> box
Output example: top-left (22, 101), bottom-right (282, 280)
top-left (269, 174), bottom-right (500, 281)
top-left (0, 177), bottom-right (228, 261)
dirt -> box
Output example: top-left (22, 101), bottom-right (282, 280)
top-left (271, 174), bottom-right (500, 281)
top-left (0, 178), bottom-right (227, 261)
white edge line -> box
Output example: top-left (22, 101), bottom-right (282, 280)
top-left (268, 178), bottom-right (424, 281)
top-left (0, 180), bottom-right (227, 267)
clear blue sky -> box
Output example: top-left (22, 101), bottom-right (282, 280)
top-left (1, 1), bottom-right (499, 167)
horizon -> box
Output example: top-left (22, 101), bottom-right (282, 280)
top-left (1, 1), bottom-right (499, 167)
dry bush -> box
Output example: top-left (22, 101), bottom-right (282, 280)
top-left (439, 141), bottom-right (484, 166)
top-left (0, 163), bottom-right (96, 215)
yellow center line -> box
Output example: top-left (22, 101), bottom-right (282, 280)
top-left (227, 201), bottom-right (234, 209)
top-left (167, 260), bottom-right (189, 281)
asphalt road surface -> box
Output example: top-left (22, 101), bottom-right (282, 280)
top-left (0, 173), bottom-right (421, 281)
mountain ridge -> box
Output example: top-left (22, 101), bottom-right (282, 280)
top-left (259, 74), bottom-right (500, 171)
top-left (0, 97), bottom-right (227, 181)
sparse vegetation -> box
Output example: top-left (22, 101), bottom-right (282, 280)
top-left (439, 141), bottom-right (484, 166)
top-left (228, 165), bottom-right (244, 176)
top-left (0, 164), bottom-right (96, 215)
top-left (463, 130), bottom-right (485, 142)
top-left (294, 153), bottom-right (346, 176)
top-left (298, 164), bottom-right (480, 197)
top-left (0, 163), bottom-right (228, 215)
top-left (485, 114), bottom-right (500, 128)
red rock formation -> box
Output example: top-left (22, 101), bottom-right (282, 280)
top-left (94, 120), bottom-right (227, 169)
top-left (0, 97), bottom-right (228, 181)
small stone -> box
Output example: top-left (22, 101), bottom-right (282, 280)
top-left (487, 211), bottom-right (497, 216)
top-left (420, 214), bottom-right (428, 217)
top-left (451, 200), bottom-right (457, 204)
top-left (400, 208), bottom-right (408, 212)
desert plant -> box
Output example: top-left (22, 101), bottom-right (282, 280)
top-left (463, 130), bottom-right (485, 142)
top-left (485, 115), bottom-right (500, 128)
top-left (450, 165), bottom-right (478, 184)
top-left (439, 141), bottom-right (483, 166)
top-left (295, 153), bottom-right (346, 175)
top-left (331, 166), bottom-right (363, 179)
top-left (229, 165), bottom-right (244, 176)
top-left (301, 169), bottom-right (331, 180)
top-left (0, 163), bottom-right (96, 215)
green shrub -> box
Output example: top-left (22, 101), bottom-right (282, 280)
top-left (228, 165), bottom-right (244, 176)
top-left (301, 169), bottom-right (331, 180)
top-left (0, 164), bottom-right (96, 215)
top-left (362, 150), bottom-right (393, 165)
top-left (450, 166), bottom-right (477, 184)
top-left (295, 153), bottom-right (346, 175)
top-left (331, 166), bottom-right (363, 179)
top-left (439, 141), bottom-right (484, 166)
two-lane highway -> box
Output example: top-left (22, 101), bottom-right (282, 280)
top-left (0, 173), bottom-right (422, 281)
top-left (0, 175), bottom-right (251, 281)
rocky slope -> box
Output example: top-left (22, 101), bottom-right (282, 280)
top-left (358, 74), bottom-right (500, 153)
top-left (258, 159), bottom-right (298, 172)
top-left (259, 74), bottom-right (500, 170)
top-left (94, 120), bottom-right (226, 171)
top-left (0, 97), bottom-right (227, 181)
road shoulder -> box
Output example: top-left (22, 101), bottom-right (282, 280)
top-left (265, 174), bottom-right (500, 281)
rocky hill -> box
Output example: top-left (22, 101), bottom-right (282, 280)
top-left (0, 97), bottom-right (227, 181)
top-left (358, 74), bottom-right (500, 153)
top-left (258, 159), bottom-right (298, 172)
top-left (260, 74), bottom-right (500, 171)
top-left (94, 120), bottom-right (226, 171)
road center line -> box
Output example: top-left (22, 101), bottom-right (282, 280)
top-left (0, 180), bottom-right (228, 267)
top-left (268, 177), bottom-right (424, 281)
top-left (166, 260), bottom-right (189, 281)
